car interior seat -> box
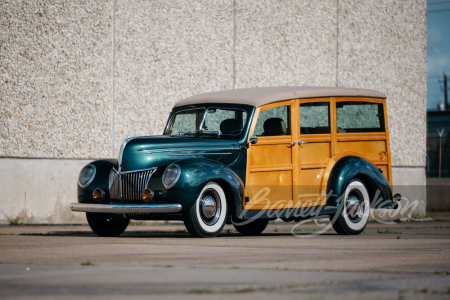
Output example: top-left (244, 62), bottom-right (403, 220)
top-left (220, 119), bottom-right (242, 134)
top-left (261, 118), bottom-right (287, 136)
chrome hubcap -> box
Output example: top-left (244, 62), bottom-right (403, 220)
top-left (199, 189), bottom-right (221, 226)
top-left (346, 189), bottom-right (364, 223)
top-left (201, 196), bottom-right (216, 218)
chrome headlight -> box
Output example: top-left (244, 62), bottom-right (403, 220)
top-left (162, 164), bottom-right (180, 189)
top-left (78, 164), bottom-right (96, 188)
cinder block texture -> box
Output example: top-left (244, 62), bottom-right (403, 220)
top-left (1, 0), bottom-right (427, 167)
top-left (0, 0), bottom-right (113, 159)
top-left (235, 0), bottom-right (337, 88)
top-left (113, 0), bottom-right (234, 154)
top-left (338, 0), bottom-right (427, 167)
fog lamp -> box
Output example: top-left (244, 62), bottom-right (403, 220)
top-left (92, 188), bottom-right (105, 202)
top-left (142, 189), bottom-right (154, 202)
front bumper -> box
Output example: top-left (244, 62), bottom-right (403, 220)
top-left (70, 203), bottom-right (182, 214)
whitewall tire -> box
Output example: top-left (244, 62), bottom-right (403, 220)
top-left (332, 179), bottom-right (370, 235)
top-left (183, 182), bottom-right (228, 237)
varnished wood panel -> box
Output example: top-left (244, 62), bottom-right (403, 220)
top-left (297, 97), bottom-right (333, 207)
top-left (335, 97), bottom-right (384, 104)
top-left (244, 96), bottom-right (393, 210)
top-left (336, 140), bottom-right (387, 162)
top-left (249, 143), bottom-right (293, 166)
top-left (336, 132), bottom-right (386, 142)
top-left (297, 168), bottom-right (324, 207)
top-left (245, 100), bottom-right (296, 210)
top-left (246, 170), bottom-right (293, 210)
top-left (300, 162), bottom-right (328, 169)
top-left (382, 98), bottom-right (393, 186)
top-left (300, 142), bottom-right (331, 164)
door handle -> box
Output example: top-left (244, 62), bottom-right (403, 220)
top-left (298, 140), bottom-right (307, 144)
top-left (290, 141), bottom-right (297, 146)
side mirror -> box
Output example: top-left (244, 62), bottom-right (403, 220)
top-left (249, 135), bottom-right (258, 145)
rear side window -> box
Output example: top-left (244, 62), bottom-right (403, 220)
top-left (336, 102), bottom-right (385, 133)
top-left (300, 102), bottom-right (330, 134)
top-left (253, 105), bottom-right (291, 136)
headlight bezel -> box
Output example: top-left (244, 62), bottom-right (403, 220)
top-left (162, 164), bottom-right (181, 189)
top-left (78, 164), bottom-right (96, 188)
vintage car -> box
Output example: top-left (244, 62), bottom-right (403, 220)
top-left (71, 86), bottom-right (400, 237)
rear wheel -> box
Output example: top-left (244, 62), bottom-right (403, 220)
top-left (233, 218), bottom-right (268, 236)
top-left (183, 182), bottom-right (228, 238)
top-left (331, 179), bottom-right (370, 235)
top-left (86, 212), bottom-right (129, 237)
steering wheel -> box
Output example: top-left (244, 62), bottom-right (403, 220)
top-left (229, 129), bottom-right (242, 135)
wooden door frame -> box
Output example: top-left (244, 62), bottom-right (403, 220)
top-left (244, 100), bottom-right (298, 209)
top-left (296, 97), bottom-right (333, 207)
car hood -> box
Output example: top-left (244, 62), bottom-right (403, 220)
top-left (119, 136), bottom-right (241, 172)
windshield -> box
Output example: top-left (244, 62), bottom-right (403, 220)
top-left (166, 108), bottom-right (205, 136)
top-left (166, 108), bottom-right (247, 136)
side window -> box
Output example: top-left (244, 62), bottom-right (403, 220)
top-left (300, 102), bottom-right (330, 134)
top-left (253, 105), bottom-right (291, 136)
top-left (336, 101), bottom-right (385, 133)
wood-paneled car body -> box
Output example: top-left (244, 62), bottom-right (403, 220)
top-left (71, 87), bottom-right (401, 237)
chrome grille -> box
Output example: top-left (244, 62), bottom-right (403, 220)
top-left (120, 169), bottom-right (156, 204)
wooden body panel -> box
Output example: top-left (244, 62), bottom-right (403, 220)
top-left (336, 140), bottom-right (387, 161)
top-left (297, 98), bottom-right (333, 206)
top-left (245, 101), bottom-right (298, 210)
top-left (244, 97), bottom-right (392, 210)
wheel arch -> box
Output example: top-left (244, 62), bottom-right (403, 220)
top-left (77, 159), bottom-right (118, 203)
top-left (212, 178), bottom-right (240, 222)
top-left (326, 156), bottom-right (393, 209)
top-left (168, 158), bottom-right (244, 215)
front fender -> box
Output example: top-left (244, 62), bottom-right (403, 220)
top-left (77, 159), bottom-right (117, 203)
top-left (164, 159), bottom-right (244, 215)
top-left (326, 156), bottom-right (393, 209)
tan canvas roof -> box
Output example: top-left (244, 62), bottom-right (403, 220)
top-left (174, 86), bottom-right (386, 108)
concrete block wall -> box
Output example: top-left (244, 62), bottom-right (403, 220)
top-left (0, 0), bottom-right (427, 224)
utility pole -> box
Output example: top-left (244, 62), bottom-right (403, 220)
top-left (437, 128), bottom-right (444, 178)
top-left (439, 72), bottom-right (449, 110)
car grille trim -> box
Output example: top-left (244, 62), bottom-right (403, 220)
top-left (120, 168), bottom-right (157, 205)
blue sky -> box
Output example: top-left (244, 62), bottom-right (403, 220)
top-left (428, 0), bottom-right (450, 110)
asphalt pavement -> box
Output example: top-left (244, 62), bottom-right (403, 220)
top-left (1, 216), bottom-right (449, 299)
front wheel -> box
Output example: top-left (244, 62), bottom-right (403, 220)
top-left (86, 212), bottom-right (129, 237)
top-left (331, 179), bottom-right (370, 235)
top-left (183, 182), bottom-right (228, 238)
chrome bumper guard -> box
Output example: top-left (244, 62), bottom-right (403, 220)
top-left (70, 203), bottom-right (182, 214)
